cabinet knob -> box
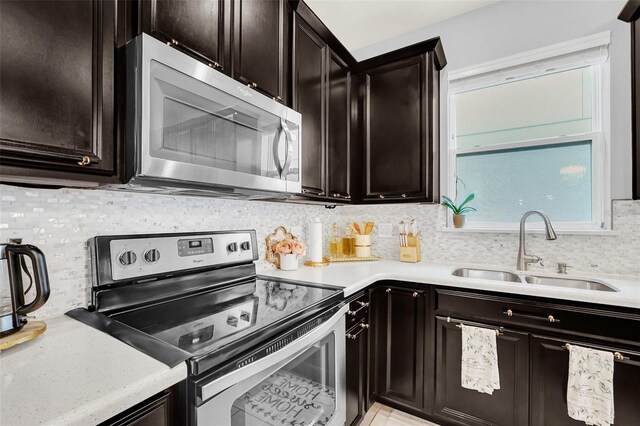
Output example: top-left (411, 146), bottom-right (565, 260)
top-left (77, 156), bottom-right (91, 166)
top-left (386, 288), bottom-right (391, 293)
top-left (171, 38), bottom-right (179, 46)
top-left (402, 194), bottom-right (407, 198)
top-left (548, 315), bottom-right (556, 323)
top-left (319, 192), bottom-right (326, 196)
top-left (413, 292), bottom-right (419, 298)
top-left (247, 82), bottom-right (258, 88)
top-left (208, 61), bottom-right (221, 69)
top-left (506, 309), bottom-right (513, 317)
top-left (346, 195), bottom-right (351, 199)
top-left (379, 194), bottom-right (385, 199)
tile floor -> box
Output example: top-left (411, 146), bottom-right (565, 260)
top-left (360, 403), bottom-right (440, 426)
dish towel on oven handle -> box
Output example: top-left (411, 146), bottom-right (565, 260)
top-left (460, 324), bottom-right (500, 395)
top-left (567, 344), bottom-right (615, 426)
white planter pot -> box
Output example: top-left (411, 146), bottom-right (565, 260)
top-left (279, 253), bottom-right (299, 271)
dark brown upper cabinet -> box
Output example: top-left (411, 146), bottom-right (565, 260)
top-left (619, 1), bottom-right (640, 200)
top-left (293, 17), bottom-right (327, 197)
top-left (139, 0), bottom-right (228, 72)
top-left (232, 0), bottom-right (289, 102)
top-left (291, 0), bottom-right (354, 202)
top-left (356, 39), bottom-right (445, 203)
top-left (0, 0), bottom-right (124, 186)
top-left (327, 52), bottom-right (351, 199)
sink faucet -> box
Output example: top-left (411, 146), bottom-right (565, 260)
top-left (517, 210), bottom-right (557, 271)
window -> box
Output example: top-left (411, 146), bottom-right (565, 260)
top-left (446, 32), bottom-right (611, 231)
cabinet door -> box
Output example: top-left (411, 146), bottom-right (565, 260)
top-left (232, 0), bottom-right (288, 101)
top-left (141, 0), bottom-right (226, 70)
top-left (362, 55), bottom-right (430, 201)
top-left (346, 319), bottom-right (369, 426)
top-left (100, 386), bottom-right (177, 426)
top-left (293, 17), bottom-right (326, 197)
top-left (327, 51), bottom-right (351, 201)
top-left (634, 18), bottom-right (640, 199)
top-left (434, 317), bottom-right (529, 426)
top-left (531, 335), bottom-right (640, 426)
top-left (374, 286), bottom-right (425, 412)
top-left (0, 0), bottom-right (116, 179)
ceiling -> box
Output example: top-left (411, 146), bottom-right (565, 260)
top-left (305, 0), bottom-right (501, 53)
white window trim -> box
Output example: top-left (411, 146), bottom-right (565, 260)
top-left (444, 32), bottom-right (612, 232)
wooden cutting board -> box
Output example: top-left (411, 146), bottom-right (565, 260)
top-left (0, 321), bottom-right (46, 351)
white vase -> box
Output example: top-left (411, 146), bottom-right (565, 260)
top-left (279, 253), bottom-right (299, 271)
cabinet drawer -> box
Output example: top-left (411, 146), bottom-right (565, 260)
top-left (345, 291), bottom-right (369, 325)
top-left (435, 289), bottom-right (640, 347)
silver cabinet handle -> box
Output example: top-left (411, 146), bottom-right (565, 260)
top-left (347, 301), bottom-right (370, 316)
top-left (503, 308), bottom-right (560, 323)
top-left (346, 323), bottom-right (369, 339)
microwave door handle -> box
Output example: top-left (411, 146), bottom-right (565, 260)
top-left (272, 124), bottom-right (285, 178)
top-left (280, 118), bottom-right (293, 178)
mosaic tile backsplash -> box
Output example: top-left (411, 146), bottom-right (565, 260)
top-left (0, 184), bottom-right (638, 318)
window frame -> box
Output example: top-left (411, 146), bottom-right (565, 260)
top-left (444, 32), bottom-right (611, 232)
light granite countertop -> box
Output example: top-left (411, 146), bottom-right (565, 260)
top-left (0, 315), bottom-right (187, 426)
top-left (259, 260), bottom-right (640, 309)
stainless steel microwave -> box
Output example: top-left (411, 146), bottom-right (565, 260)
top-left (123, 34), bottom-right (301, 197)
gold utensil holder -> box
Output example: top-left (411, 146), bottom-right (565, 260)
top-left (400, 238), bottom-right (421, 263)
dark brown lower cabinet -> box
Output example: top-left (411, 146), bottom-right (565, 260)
top-left (346, 318), bottom-right (369, 426)
top-left (99, 384), bottom-right (179, 426)
top-left (434, 318), bottom-right (529, 426)
top-left (345, 291), bottom-right (370, 426)
top-left (372, 285), bottom-right (426, 414)
top-left (530, 335), bottom-right (640, 426)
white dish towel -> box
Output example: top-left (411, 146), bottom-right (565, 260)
top-left (567, 344), bottom-right (615, 426)
top-left (460, 324), bottom-right (500, 395)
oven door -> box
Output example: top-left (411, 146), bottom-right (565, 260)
top-left (193, 305), bottom-right (347, 426)
top-left (128, 34), bottom-right (302, 194)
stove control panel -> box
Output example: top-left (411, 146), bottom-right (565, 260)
top-left (106, 231), bottom-right (256, 282)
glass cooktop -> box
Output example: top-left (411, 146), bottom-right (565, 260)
top-left (112, 278), bottom-right (341, 359)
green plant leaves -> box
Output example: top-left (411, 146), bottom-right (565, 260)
top-left (441, 193), bottom-right (476, 215)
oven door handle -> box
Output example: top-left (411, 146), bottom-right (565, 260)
top-left (197, 303), bottom-right (349, 403)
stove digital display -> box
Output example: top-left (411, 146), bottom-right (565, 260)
top-left (178, 238), bottom-right (214, 257)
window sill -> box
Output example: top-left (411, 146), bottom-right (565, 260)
top-left (440, 227), bottom-right (619, 236)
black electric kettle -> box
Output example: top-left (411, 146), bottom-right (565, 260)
top-left (0, 241), bottom-right (50, 337)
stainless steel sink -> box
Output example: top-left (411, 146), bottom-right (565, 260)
top-left (523, 275), bottom-right (618, 292)
top-left (452, 268), bottom-right (522, 283)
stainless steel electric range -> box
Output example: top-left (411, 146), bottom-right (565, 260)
top-left (68, 230), bottom-right (347, 426)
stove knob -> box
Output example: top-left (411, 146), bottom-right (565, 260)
top-left (118, 251), bottom-right (137, 266)
top-left (144, 249), bottom-right (160, 263)
top-left (240, 241), bottom-right (251, 251)
top-left (227, 243), bottom-right (238, 253)
top-left (227, 315), bottom-right (238, 327)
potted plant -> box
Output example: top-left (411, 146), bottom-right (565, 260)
top-left (270, 238), bottom-right (307, 271)
top-left (441, 193), bottom-right (476, 228)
